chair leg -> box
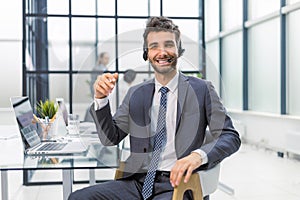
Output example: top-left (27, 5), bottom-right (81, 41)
top-left (203, 195), bottom-right (209, 200)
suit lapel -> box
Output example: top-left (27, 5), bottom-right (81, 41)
top-left (176, 73), bottom-right (189, 133)
top-left (141, 74), bottom-right (188, 135)
top-left (142, 81), bottom-right (155, 138)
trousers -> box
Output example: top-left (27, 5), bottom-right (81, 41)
top-left (68, 173), bottom-right (209, 200)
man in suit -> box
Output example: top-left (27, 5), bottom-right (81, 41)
top-left (69, 16), bottom-right (241, 200)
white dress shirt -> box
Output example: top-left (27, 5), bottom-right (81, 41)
top-left (152, 72), bottom-right (178, 170)
top-left (94, 72), bottom-right (207, 171)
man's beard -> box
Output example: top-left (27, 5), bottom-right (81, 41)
top-left (149, 57), bottom-right (177, 74)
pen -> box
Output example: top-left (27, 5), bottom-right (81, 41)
top-left (33, 114), bottom-right (46, 128)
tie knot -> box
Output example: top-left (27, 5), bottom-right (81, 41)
top-left (160, 86), bottom-right (169, 95)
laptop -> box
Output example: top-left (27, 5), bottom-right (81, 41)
top-left (56, 97), bottom-right (91, 134)
top-left (10, 96), bottom-right (88, 155)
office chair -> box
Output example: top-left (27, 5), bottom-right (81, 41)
top-left (115, 130), bottom-right (220, 200)
top-left (114, 162), bottom-right (220, 200)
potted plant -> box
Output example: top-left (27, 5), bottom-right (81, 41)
top-left (35, 100), bottom-right (58, 140)
top-left (36, 100), bottom-right (58, 120)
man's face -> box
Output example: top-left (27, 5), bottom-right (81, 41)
top-left (147, 31), bottom-right (178, 74)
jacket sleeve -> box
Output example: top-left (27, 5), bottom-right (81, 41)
top-left (198, 81), bottom-right (241, 170)
top-left (89, 88), bottom-right (132, 146)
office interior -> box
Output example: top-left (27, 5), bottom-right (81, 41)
top-left (0, 0), bottom-right (300, 199)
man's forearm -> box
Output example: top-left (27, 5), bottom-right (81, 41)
top-left (90, 102), bottom-right (128, 146)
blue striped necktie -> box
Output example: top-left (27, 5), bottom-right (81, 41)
top-left (142, 86), bottom-right (169, 200)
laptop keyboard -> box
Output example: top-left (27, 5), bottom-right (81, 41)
top-left (37, 143), bottom-right (67, 151)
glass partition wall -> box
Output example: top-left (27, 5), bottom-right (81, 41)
top-left (205, 0), bottom-right (300, 115)
top-left (22, 0), bottom-right (205, 185)
top-left (23, 0), bottom-right (205, 117)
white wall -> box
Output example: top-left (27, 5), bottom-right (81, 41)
top-left (0, 0), bottom-right (22, 108)
top-left (0, 108), bottom-right (17, 125)
top-left (229, 110), bottom-right (300, 152)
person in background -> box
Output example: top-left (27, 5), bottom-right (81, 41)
top-left (90, 52), bottom-right (110, 96)
top-left (85, 52), bottom-right (110, 122)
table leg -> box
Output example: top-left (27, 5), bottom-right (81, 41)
top-left (89, 169), bottom-right (96, 186)
top-left (62, 169), bottom-right (73, 200)
top-left (1, 170), bottom-right (8, 200)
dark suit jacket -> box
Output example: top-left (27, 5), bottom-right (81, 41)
top-left (90, 72), bottom-right (241, 178)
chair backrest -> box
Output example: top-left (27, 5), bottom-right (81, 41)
top-left (198, 163), bottom-right (220, 196)
top-left (199, 129), bottom-right (221, 196)
top-left (119, 136), bottom-right (130, 161)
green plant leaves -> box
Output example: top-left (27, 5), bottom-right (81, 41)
top-left (36, 99), bottom-right (58, 119)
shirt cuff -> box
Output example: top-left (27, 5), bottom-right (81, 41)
top-left (94, 97), bottom-right (108, 110)
top-left (192, 149), bottom-right (208, 165)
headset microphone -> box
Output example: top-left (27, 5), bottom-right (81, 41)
top-left (167, 58), bottom-right (173, 63)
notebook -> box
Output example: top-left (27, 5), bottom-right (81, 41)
top-left (10, 96), bottom-right (88, 155)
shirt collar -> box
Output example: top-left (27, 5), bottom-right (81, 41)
top-left (155, 71), bottom-right (179, 94)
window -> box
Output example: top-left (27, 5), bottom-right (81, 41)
top-left (205, 0), bottom-right (300, 115)
top-left (204, 0), bottom-right (219, 40)
top-left (248, 0), bottom-right (280, 20)
top-left (206, 41), bottom-right (220, 94)
top-left (24, 0), bottom-right (204, 118)
top-left (287, 9), bottom-right (300, 115)
top-left (222, 0), bottom-right (243, 31)
top-left (221, 32), bottom-right (243, 110)
top-left (248, 18), bottom-right (281, 113)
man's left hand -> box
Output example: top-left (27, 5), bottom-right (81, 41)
top-left (170, 152), bottom-right (202, 187)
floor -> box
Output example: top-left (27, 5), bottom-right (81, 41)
top-left (1, 144), bottom-right (300, 200)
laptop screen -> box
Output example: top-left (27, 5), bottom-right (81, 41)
top-left (56, 98), bottom-right (68, 126)
top-left (10, 97), bottom-right (41, 150)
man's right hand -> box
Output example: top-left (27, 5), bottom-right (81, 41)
top-left (94, 73), bottom-right (118, 99)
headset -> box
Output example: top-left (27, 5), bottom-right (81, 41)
top-left (142, 40), bottom-right (185, 61)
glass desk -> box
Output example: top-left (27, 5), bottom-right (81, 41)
top-left (0, 125), bottom-right (119, 200)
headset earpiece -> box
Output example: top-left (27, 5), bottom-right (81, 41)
top-left (143, 47), bottom-right (148, 61)
top-left (178, 40), bottom-right (185, 57)
top-left (178, 48), bottom-right (185, 57)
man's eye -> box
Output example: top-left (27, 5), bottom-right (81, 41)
top-left (165, 43), bottom-right (174, 48)
top-left (149, 45), bottom-right (158, 49)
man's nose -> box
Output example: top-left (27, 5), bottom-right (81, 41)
top-left (157, 47), bottom-right (168, 54)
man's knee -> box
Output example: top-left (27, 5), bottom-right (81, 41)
top-left (68, 190), bottom-right (84, 200)
top-left (68, 182), bottom-right (114, 200)
top-left (69, 186), bottom-right (102, 200)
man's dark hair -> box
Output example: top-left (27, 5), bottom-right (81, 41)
top-left (143, 16), bottom-right (181, 48)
